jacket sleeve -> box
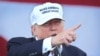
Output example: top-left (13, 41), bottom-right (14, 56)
top-left (7, 37), bottom-right (43, 56)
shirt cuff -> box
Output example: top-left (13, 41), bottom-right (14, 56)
top-left (42, 37), bottom-right (54, 54)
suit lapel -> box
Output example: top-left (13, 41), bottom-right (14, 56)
top-left (61, 44), bottom-right (69, 56)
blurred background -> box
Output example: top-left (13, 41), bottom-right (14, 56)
top-left (0, 0), bottom-right (100, 56)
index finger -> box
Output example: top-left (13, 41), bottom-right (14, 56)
top-left (69, 24), bottom-right (81, 31)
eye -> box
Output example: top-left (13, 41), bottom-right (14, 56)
top-left (41, 22), bottom-right (50, 27)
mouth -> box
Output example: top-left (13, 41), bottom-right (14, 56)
top-left (51, 34), bottom-right (57, 36)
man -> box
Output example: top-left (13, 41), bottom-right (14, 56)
top-left (7, 2), bottom-right (86, 56)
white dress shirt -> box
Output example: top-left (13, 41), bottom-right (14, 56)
top-left (43, 37), bottom-right (63, 56)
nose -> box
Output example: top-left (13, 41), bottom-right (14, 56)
top-left (49, 23), bottom-right (57, 31)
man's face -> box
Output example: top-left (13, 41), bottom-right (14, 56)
top-left (31, 19), bottom-right (64, 40)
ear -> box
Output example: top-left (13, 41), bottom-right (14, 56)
top-left (31, 26), bottom-right (36, 35)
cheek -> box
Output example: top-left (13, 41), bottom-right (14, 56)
top-left (42, 28), bottom-right (50, 34)
top-left (39, 28), bottom-right (50, 37)
top-left (58, 25), bottom-right (64, 33)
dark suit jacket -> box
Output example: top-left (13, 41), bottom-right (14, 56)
top-left (7, 37), bottom-right (86, 56)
